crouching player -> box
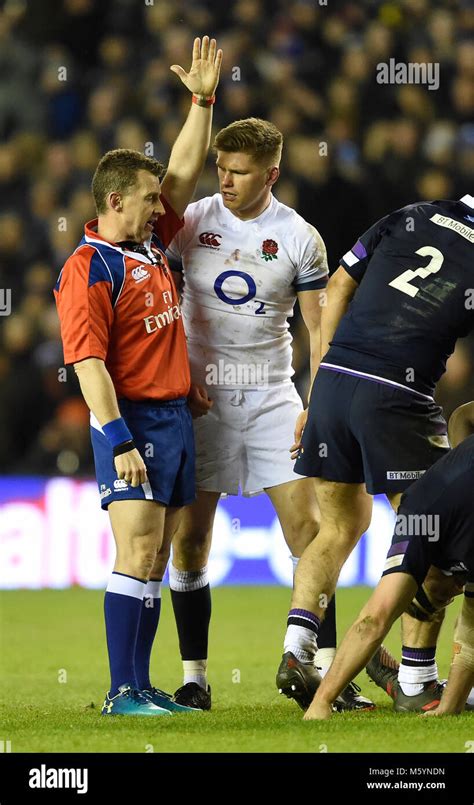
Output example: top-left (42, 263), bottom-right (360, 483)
top-left (303, 401), bottom-right (474, 720)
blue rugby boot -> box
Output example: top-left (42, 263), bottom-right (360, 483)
top-left (101, 683), bottom-right (171, 716)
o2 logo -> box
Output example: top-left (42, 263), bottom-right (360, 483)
top-left (214, 270), bottom-right (266, 314)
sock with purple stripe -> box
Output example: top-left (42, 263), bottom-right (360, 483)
top-left (135, 579), bottom-right (162, 691)
top-left (398, 645), bottom-right (437, 696)
top-left (104, 572), bottom-right (146, 696)
top-left (284, 608), bottom-right (320, 663)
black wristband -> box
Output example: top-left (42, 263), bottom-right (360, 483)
top-left (113, 440), bottom-right (136, 458)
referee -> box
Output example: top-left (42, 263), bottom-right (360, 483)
top-left (54, 37), bottom-right (221, 716)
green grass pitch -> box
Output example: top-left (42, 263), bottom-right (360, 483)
top-left (1, 586), bottom-right (471, 753)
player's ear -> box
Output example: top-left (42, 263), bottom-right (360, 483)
top-left (266, 166), bottom-right (280, 187)
top-left (109, 192), bottom-right (123, 213)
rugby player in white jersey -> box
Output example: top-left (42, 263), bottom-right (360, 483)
top-left (152, 118), bottom-right (374, 711)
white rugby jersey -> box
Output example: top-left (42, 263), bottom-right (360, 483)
top-left (167, 193), bottom-right (328, 387)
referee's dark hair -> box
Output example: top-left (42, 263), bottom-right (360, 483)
top-left (92, 148), bottom-right (166, 214)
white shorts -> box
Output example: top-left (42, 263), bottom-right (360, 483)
top-left (193, 382), bottom-right (305, 495)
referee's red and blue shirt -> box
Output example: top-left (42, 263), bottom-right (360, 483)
top-left (54, 196), bottom-right (190, 401)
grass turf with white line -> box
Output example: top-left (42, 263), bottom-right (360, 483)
top-left (1, 586), bottom-right (470, 753)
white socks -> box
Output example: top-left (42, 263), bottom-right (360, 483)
top-left (183, 660), bottom-right (207, 690)
top-left (284, 625), bottom-right (317, 664)
top-left (168, 563), bottom-right (209, 592)
top-left (315, 647), bottom-right (336, 676)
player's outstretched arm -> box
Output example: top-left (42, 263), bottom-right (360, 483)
top-left (424, 595), bottom-right (474, 716)
top-left (161, 36), bottom-right (223, 219)
top-left (304, 573), bottom-right (418, 720)
top-left (448, 401), bottom-right (474, 448)
top-left (320, 266), bottom-right (358, 360)
top-left (74, 357), bottom-right (148, 488)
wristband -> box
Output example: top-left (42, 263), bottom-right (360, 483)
top-left (102, 417), bottom-right (133, 448)
top-left (192, 94), bottom-right (215, 107)
top-left (113, 440), bottom-right (136, 458)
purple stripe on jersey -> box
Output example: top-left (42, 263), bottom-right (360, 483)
top-left (387, 540), bottom-right (409, 558)
top-left (352, 240), bottom-right (367, 259)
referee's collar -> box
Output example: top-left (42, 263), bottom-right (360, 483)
top-left (84, 218), bottom-right (111, 243)
top-left (83, 219), bottom-right (153, 251)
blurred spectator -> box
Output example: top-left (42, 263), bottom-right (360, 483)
top-left (14, 397), bottom-right (94, 476)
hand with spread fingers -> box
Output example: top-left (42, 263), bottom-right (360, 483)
top-left (170, 35), bottom-right (223, 98)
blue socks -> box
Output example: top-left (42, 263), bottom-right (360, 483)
top-left (135, 580), bottom-right (162, 690)
top-left (104, 572), bottom-right (146, 696)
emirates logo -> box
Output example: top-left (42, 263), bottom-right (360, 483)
top-left (199, 231), bottom-right (222, 248)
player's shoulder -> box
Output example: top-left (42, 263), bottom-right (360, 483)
top-left (390, 199), bottom-right (453, 221)
top-left (272, 196), bottom-right (324, 244)
top-left (64, 238), bottom-right (125, 287)
top-left (62, 241), bottom-right (96, 270)
top-left (368, 201), bottom-right (436, 237)
top-left (183, 193), bottom-right (221, 223)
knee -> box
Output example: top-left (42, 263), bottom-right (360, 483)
top-left (316, 514), bottom-right (368, 559)
top-left (284, 514), bottom-right (319, 556)
top-left (173, 527), bottom-right (211, 568)
top-left (410, 570), bottom-right (462, 622)
top-left (331, 511), bottom-right (371, 545)
top-left (116, 537), bottom-right (158, 579)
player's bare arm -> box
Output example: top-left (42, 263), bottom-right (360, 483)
top-left (448, 402), bottom-right (474, 448)
top-left (304, 574), bottom-right (418, 720)
top-left (320, 265), bottom-right (358, 358)
top-left (297, 289), bottom-right (325, 390)
top-left (424, 595), bottom-right (474, 716)
top-left (291, 263), bottom-right (356, 454)
top-left (162, 36), bottom-right (223, 218)
top-left (74, 357), bottom-right (148, 487)
top-left (290, 289), bottom-right (325, 458)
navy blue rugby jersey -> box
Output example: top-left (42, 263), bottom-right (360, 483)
top-left (324, 195), bottom-right (474, 397)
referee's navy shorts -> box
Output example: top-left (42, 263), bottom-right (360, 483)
top-left (294, 368), bottom-right (449, 495)
top-left (91, 397), bottom-right (195, 510)
top-left (382, 435), bottom-right (474, 586)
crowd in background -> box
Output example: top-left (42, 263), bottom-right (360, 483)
top-left (0, 0), bottom-right (473, 476)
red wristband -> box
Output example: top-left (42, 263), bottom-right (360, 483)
top-left (192, 94), bottom-right (216, 107)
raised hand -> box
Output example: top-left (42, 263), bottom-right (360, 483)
top-left (170, 36), bottom-right (222, 98)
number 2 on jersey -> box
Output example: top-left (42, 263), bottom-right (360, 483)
top-left (388, 246), bottom-right (444, 298)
